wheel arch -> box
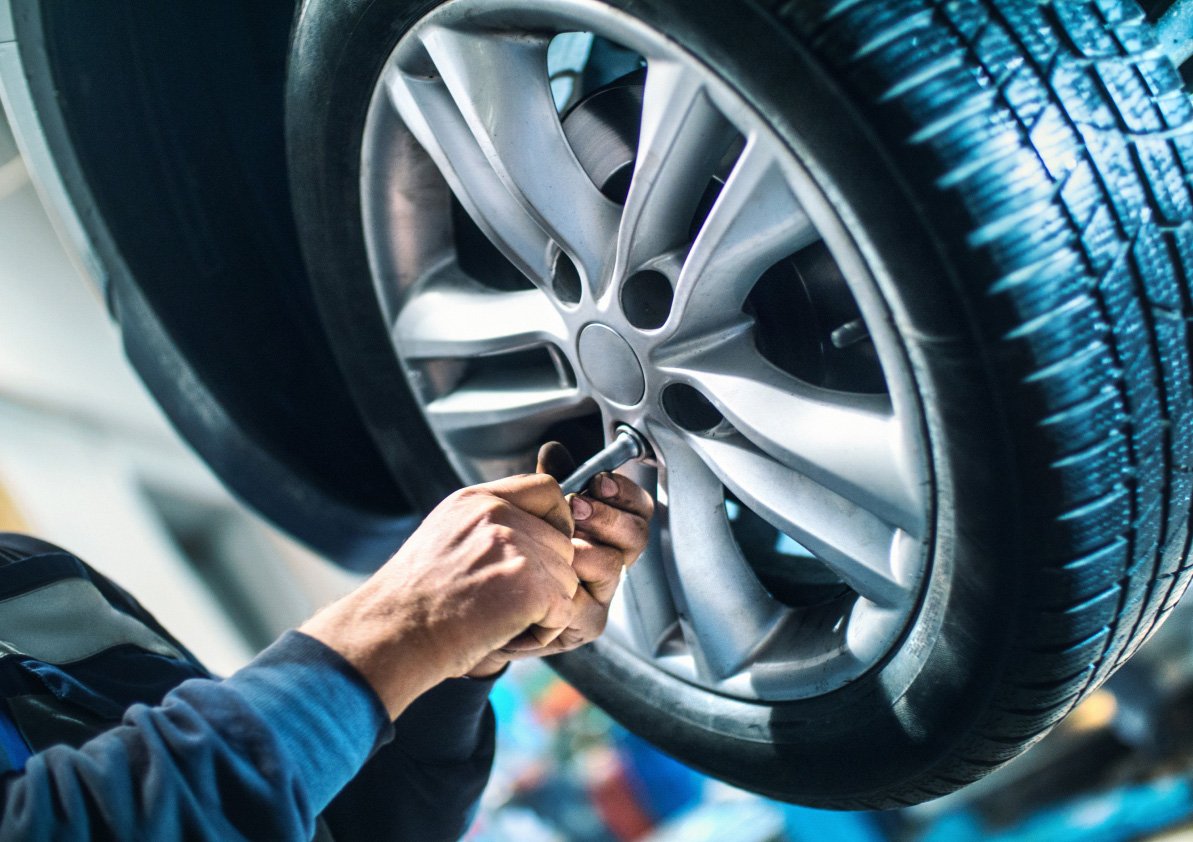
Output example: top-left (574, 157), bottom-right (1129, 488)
top-left (0, 0), bottom-right (416, 570)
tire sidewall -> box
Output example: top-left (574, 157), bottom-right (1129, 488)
top-left (288, 0), bottom-right (1025, 805)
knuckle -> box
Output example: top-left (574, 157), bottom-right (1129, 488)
top-left (559, 630), bottom-right (585, 651)
top-left (452, 486), bottom-right (486, 504)
top-left (480, 520), bottom-right (518, 551)
top-left (457, 493), bottom-right (496, 523)
top-left (475, 497), bottom-right (513, 525)
top-left (505, 472), bottom-right (536, 488)
top-left (555, 586), bottom-right (576, 610)
top-left (435, 488), bottom-right (471, 514)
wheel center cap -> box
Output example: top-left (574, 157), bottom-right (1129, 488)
top-left (578, 324), bottom-right (645, 406)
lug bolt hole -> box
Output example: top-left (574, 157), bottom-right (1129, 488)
top-left (553, 252), bottom-right (582, 305)
top-left (663, 383), bottom-right (723, 433)
top-left (621, 270), bottom-right (673, 330)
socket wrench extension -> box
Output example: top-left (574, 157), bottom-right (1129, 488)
top-left (559, 426), bottom-right (650, 496)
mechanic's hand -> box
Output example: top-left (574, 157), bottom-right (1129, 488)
top-left (466, 441), bottom-right (654, 678)
top-left (299, 472), bottom-right (580, 719)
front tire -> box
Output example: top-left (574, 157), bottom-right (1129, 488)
top-left (287, 0), bottom-right (1193, 807)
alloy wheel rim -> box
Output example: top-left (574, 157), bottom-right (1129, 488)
top-left (361, 0), bottom-right (934, 701)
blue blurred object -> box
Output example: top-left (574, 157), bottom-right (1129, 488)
top-left (917, 776), bottom-right (1193, 842)
top-left (781, 803), bottom-right (889, 842)
top-left (917, 812), bottom-right (985, 842)
top-left (512, 775), bottom-right (612, 842)
top-left (488, 670), bottom-right (550, 761)
top-left (615, 728), bottom-right (703, 823)
top-left (647, 797), bottom-right (786, 842)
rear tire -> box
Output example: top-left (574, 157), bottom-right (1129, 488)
top-left (287, 0), bottom-right (1193, 807)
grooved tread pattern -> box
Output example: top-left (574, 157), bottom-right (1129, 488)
top-left (778, 0), bottom-right (1193, 808)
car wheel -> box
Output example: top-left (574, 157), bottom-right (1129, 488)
top-left (287, 0), bottom-right (1193, 807)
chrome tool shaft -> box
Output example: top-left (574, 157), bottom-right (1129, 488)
top-left (559, 426), bottom-right (649, 496)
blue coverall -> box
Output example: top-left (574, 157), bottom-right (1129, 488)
top-left (0, 533), bottom-right (497, 840)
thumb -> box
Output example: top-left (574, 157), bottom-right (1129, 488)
top-left (536, 441), bottom-right (576, 483)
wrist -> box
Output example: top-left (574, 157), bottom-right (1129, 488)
top-left (299, 590), bottom-right (451, 720)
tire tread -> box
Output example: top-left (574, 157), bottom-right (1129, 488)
top-left (777, 0), bottom-right (1193, 807)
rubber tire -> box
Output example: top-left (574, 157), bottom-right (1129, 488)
top-left (287, 0), bottom-right (1193, 807)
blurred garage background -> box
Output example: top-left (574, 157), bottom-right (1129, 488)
top-left (6, 94), bottom-right (1193, 842)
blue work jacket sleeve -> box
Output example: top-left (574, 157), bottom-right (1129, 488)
top-left (0, 631), bottom-right (496, 841)
top-left (322, 670), bottom-right (498, 842)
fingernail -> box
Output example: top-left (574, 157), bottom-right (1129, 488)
top-left (571, 495), bottom-right (593, 520)
top-left (597, 473), bottom-right (618, 498)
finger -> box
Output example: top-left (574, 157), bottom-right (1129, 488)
top-left (503, 587), bottom-right (605, 656)
top-left (501, 625), bottom-right (564, 652)
top-left (497, 642), bottom-right (553, 661)
top-left (542, 588), bottom-right (608, 654)
top-left (536, 441), bottom-right (576, 483)
top-left (573, 497), bottom-right (650, 562)
top-left (536, 582), bottom-right (576, 633)
top-left (532, 627), bottom-right (564, 648)
top-left (479, 473), bottom-right (573, 537)
top-left (499, 630), bottom-right (540, 653)
top-left (565, 586), bottom-right (607, 644)
top-left (588, 471), bottom-right (655, 521)
top-left (571, 540), bottom-right (624, 605)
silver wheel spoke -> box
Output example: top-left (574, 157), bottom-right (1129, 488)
top-left (683, 432), bottom-right (908, 608)
top-left (384, 70), bottom-right (555, 284)
top-left (665, 136), bottom-right (820, 342)
top-left (613, 461), bottom-right (683, 657)
top-left (425, 374), bottom-right (591, 453)
top-left (394, 271), bottom-right (567, 360)
top-left (665, 342), bottom-right (923, 533)
top-left (414, 25), bottom-right (619, 285)
top-left (612, 59), bottom-right (736, 281)
top-left (654, 427), bottom-right (788, 679)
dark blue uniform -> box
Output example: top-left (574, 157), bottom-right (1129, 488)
top-left (0, 533), bottom-right (497, 840)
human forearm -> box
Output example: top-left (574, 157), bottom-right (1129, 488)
top-left (298, 578), bottom-right (455, 721)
